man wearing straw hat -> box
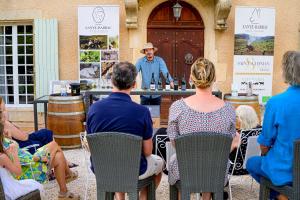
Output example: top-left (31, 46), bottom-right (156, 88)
top-left (136, 42), bottom-right (174, 105)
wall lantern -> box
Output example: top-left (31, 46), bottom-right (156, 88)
top-left (173, 2), bottom-right (182, 21)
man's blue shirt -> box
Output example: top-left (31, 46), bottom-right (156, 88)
top-left (136, 56), bottom-right (173, 98)
top-left (86, 92), bottom-right (153, 175)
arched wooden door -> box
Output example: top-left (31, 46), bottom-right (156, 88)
top-left (147, 1), bottom-right (205, 125)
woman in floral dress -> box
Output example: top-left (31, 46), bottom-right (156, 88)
top-left (167, 58), bottom-right (240, 200)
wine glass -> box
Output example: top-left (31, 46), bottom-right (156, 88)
top-left (101, 78), bottom-right (106, 89)
top-left (189, 78), bottom-right (194, 89)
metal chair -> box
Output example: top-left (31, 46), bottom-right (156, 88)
top-left (0, 177), bottom-right (41, 200)
top-left (229, 128), bottom-right (262, 175)
top-left (169, 132), bottom-right (232, 200)
top-left (154, 132), bottom-right (168, 172)
top-left (259, 140), bottom-right (300, 200)
top-left (86, 132), bottom-right (156, 200)
top-left (228, 128), bottom-right (261, 200)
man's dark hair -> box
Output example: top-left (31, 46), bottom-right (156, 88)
top-left (112, 62), bottom-right (137, 90)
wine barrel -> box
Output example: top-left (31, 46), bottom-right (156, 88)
top-left (224, 93), bottom-right (261, 124)
top-left (47, 95), bottom-right (85, 149)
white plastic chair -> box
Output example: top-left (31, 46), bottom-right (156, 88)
top-left (80, 131), bottom-right (91, 200)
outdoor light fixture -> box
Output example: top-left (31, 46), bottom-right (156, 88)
top-left (173, 2), bottom-right (182, 21)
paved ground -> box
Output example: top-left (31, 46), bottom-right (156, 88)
top-left (42, 149), bottom-right (259, 200)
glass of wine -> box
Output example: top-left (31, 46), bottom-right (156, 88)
top-left (189, 78), bottom-right (194, 89)
top-left (101, 78), bottom-right (106, 89)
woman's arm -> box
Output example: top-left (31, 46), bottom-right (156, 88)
top-left (142, 138), bottom-right (153, 157)
top-left (229, 106), bottom-right (239, 152)
top-left (0, 143), bottom-right (22, 176)
top-left (4, 120), bottom-right (29, 141)
top-left (167, 103), bottom-right (180, 147)
top-left (231, 131), bottom-right (241, 152)
top-left (171, 139), bottom-right (175, 147)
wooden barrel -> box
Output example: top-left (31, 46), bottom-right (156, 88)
top-left (224, 93), bottom-right (261, 124)
top-left (47, 95), bottom-right (85, 149)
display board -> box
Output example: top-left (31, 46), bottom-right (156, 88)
top-left (233, 7), bottom-right (275, 104)
top-left (78, 5), bottom-right (119, 87)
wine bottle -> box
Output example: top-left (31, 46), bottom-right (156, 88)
top-left (231, 83), bottom-right (238, 97)
top-left (60, 82), bottom-right (67, 96)
top-left (158, 76), bottom-right (163, 90)
top-left (192, 84), bottom-right (196, 89)
top-left (246, 81), bottom-right (253, 96)
top-left (106, 74), bottom-right (111, 89)
top-left (165, 73), bottom-right (171, 90)
top-left (150, 73), bottom-right (156, 90)
top-left (174, 75), bottom-right (179, 91)
top-left (181, 75), bottom-right (186, 91)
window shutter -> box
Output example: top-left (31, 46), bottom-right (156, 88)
top-left (34, 19), bottom-right (59, 111)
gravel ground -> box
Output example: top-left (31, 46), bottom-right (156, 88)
top-left (41, 149), bottom-right (259, 200)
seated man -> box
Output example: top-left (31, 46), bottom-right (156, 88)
top-left (86, 61), bottom-right (164, 200)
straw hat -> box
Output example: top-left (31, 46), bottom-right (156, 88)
top-left (140, 42), bottom-right (158, 54)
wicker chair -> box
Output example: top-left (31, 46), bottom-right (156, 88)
top-left (169, 132), bottom-right (232, 200)
top-left (259, 140), bottom-right (300, 200)
top-left (86, 132), bottom-right (156, 200)
top-left (0, 177), bottom-right (41, 200)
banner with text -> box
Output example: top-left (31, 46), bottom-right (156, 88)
top-left (233, 6), bottom-right (275, 104)
top-left (78, 5), bottom-right (119, 86)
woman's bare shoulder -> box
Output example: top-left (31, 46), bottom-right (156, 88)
top-left (183, 95), bottom-right (196, 103)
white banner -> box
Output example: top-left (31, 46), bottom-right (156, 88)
top-left (78, 6), bottom-right (119, 84)
top-left (233, 7), bottom-right (275, 104)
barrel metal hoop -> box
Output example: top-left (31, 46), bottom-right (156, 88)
top-left (49, 95), bottom-right (83, 101)
top-left (48, 111), bottom-right (85, 116)
top-left (59, 144), bottom-right (82, 149)
top-left (53, 134), bottom-right (81, 139)
top-left (48, 100), bottom-right (83, 104)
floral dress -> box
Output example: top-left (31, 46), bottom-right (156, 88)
top-left (167, 99), bottom-right (236, 185)
top-left (4, 138), bottom-right (50, 183)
